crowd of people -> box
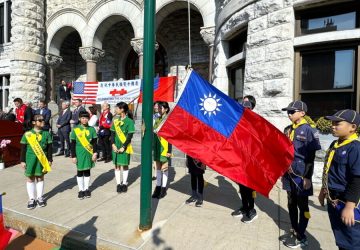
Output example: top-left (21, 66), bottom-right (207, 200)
top-left (6, 90), bottom-right (360, 249)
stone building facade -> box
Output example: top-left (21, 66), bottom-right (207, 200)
top-left (0, 0), bottom-right (358, 131)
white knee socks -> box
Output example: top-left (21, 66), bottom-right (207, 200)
top-left (84, 177), bottom-right (90, 191)
top-left (123, 170), bottom-right (129, 185)
top-left (115, 169), bottom-right (121, 185)
top-left (156, 170), bottom-right (162, 186)
top-left (26, 182), bottom-right (36, 200)
top-left (77, 177), bottom-right (84, 191)
top-left (162, 171), bottom-right (168, 188)
top-left (36, 181), bottom-right (44, 199)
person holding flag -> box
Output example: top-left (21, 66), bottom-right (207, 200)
top-left (110, 102), bottom-right (135, 193)
top-left (152, 101), bottom-right (172, 199)
top-left (20, 114), bottom-right (53, 209)
top-left (319, 110), bottom-right (360, 250)
top-left (70, 111), bottom-right (98, 200)
top-left (281, 101), bottom-right (321, 248)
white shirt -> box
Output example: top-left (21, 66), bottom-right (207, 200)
top-left (88, 115), bottom-right (98, 127)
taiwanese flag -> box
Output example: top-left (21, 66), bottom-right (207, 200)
top-left (0, 193), bottom-right (11, 250)
top-left (156, 70), bottom-right (294, 197)
top-left (138, 76), bottom-right (176, 103)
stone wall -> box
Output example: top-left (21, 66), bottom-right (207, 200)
top-left (46, 0), bottom-right (101, 19)
top-left (214, 0), bottom-right (295, 130)
top-left (9, 0), bottom-right (46, 105)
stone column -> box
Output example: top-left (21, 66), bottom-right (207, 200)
top-left (79, 47), bottom-right (105, 82)
top-left (200, 26), bottom-right (215, 82)
top-left (131, 38), bottom-right (143, 79)
top-left (9, 0), bottom-right (46, 105)
top-left (45, 54), bottom-right (63, 102)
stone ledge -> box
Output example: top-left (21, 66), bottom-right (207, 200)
top-left (11, 51), bottom-right (45, 64)
top-left (4, 209), bottom-right (128, 250)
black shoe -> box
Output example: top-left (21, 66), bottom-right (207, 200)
top-left (159, 187), bottom-right (167, 199)
top-left (65, 154), bottom-right (70, 158)
top-left (231, 207), bottom-right (246, 218)
top-left (37, 197), bottom-right (47, 207)
top-left (27, 199), bottom-right (36, 210)
top-left (55, 152), bottom-right (64, 156)
top-left (152, 186), bottom-right (161, 198)
top-left (279, 229), bottom-right (296, 243)
top-left (104, 159), bottom-right (112, 163)
top-left (98, 157), bottom-right (105, 162)
top-left (84, 189), bottom-right (91, 198)
top-left (195, 199), bottom-right (203, 207)
top-left (152, 176), bottom-right (157, 181)
top-left (284, 236), bottom-right (308, 249)
top-left (185, 196), bottom-right (197, 204)
top-left (241, 209), bottom-right (258, 224)
top-left (121, 184), bottom-right (128, 193)
top-left (117, 184), bottom-right (122, 193)
top-left (78, 191), bottom-right (85, 200)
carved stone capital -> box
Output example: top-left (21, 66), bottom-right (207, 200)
top-left (79, 47), bottom-right (105, 62)
top-left (131, 38), bottom-right (159, 55)
top-left (131, 38), bottom-right (143, 55)
top-left (200, 26), bottom-right (215, 47)
top-left (45, 54), bottom-right (63, 68)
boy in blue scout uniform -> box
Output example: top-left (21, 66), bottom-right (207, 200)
top-left (281, 101), bottom-right (321, 248)
top-left (319, 110), bottom-right (360, 250)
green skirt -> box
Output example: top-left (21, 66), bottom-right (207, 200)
top-left (112, 152), bottom-right (131, 166)
top-left (24, 153), bottom-right (46, 177)
top-left (75, 147), bottom-right (95, 171)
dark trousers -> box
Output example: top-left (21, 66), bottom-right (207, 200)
top-left (328, 202), bottom-right (360, 250)
top-left (77, 170), bottom-right (91, 177)
top-left (191, 173), bottom-right (204, 194)
top-left (98, 135), bottom-right (111, 160)
top-left (287, 191), bottom-right (309, 240)
top-left (58, 129), bottom-right (70, 154)
top-left (239, 184), bottom-right (255, 213)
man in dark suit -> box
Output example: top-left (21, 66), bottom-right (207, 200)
top-left (35, 100), bottom-right (52, 131)
top-left (58, 79), bottom-right (71, 102)
top-left (70, 98), bottom-right (86, 126)
top-left (56, 101), bottom-right (71, 157)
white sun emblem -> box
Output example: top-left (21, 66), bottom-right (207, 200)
top-left (199, 93), bottom-right (222, 117)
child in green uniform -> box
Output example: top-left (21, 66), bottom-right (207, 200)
top-left (152, 101), bottom-right (172, 199)
top-left (70, 111), bottom-right (98, 200)
top-left (110, 102), bottom-right (135, 193)
top-left (20, 114), bottom-right (53, 209)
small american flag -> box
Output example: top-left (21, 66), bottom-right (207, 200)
top-left (72, 82), bottom-right (99, 104)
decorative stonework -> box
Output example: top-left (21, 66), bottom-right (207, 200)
top-left (130, 38), bottom-right (143, 55)
top-left (200, 26), bottom-right (215, 46)
top-left (45, 54), bottom-right (63, 68)
top-left (79, 47), bottom-right (105, 62)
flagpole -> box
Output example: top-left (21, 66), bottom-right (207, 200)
top-left (139, 0), bottom-right (155, 230)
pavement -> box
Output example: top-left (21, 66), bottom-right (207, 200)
top-left (1, 157), bottom-right (336, 250)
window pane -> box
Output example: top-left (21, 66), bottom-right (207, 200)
top-left (229, 31), bottom-right (247, 57)
top-left (229, 65), bottom-right (244, 100)
top-left (301, 12), bottom-right (356, 34)
top-left (301, 49), bottom-right (354, 91)
top-left (7, 1), bottom-right (11, 42)
top-left (301, 92), bottom-right (354, 119)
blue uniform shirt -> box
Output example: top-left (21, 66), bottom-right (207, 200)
top-left (282, 123), bottom-right (321, 195)
top-left (328, 140), bottom-right (360, 193)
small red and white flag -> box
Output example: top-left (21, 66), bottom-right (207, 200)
top-left (72, 82), bottom-right (99, 104)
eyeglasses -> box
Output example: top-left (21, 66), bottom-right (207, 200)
top-left (287, 110), bottom-right (300, 115)
top-left (35, 119), bottom-right (45, 122)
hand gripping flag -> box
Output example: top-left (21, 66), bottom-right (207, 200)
top-left (0, 193), bottom-right (11, 250)
top-left (156, 70), bottom-right (294, 197)
top-left (138, 76), bottom-right (176, 103)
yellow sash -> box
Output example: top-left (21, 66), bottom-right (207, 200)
top-left (159, 137), bottom-right (168, 157)
top-left (114, 119), bottom-right (133, 154)
top-left (74, 127), bottom-right (93, 155)
top-left (289, 119), bottom-right (308, 141)
top-left (25, 131), bottom-right (51, 173)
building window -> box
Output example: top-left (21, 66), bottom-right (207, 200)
top-left (0, 0), bottom-right (11, 44)
top-left (296, 1), bottom-right (360, 36)
top-left (0, 75), bottom-right (10, 110)
top-left (227, 29), bottom-right (247, 101)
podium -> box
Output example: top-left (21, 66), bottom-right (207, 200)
top-left (0, 121), bottom-right (23, 167)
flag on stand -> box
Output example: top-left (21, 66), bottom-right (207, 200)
top-left (0, 193), bottom-right (11, 250)
top-left (156, 70), bottom-right (294, 197)
top-left (72, 82), bottom-right (99, 104)
top-left (138, 76), bottom-right (176, 103)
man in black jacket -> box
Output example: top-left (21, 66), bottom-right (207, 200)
top-left (58, 79), bottom-right (71, 102)
top-left (35, 100), bottom-right (52, 131)
top-left (56, 101), bottom-right (71, 157)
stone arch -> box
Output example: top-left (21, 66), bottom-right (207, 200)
top-left (46, 12), bottom-right (87, 55)
top-left (156, 0), bottom-right (215, 29)
top-left (85, 0), bottom-right (142, 48)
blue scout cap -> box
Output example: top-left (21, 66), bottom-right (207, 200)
top-left (325, 109), bottom-right (360, 126)
top-left (281, 101), bottom-right (307, 112)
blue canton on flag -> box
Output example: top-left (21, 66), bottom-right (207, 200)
top-left (73, 82), bottom-right (85, 94)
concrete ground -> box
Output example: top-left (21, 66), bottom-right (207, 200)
top-left (1, 157), bottom-right (336, 250)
